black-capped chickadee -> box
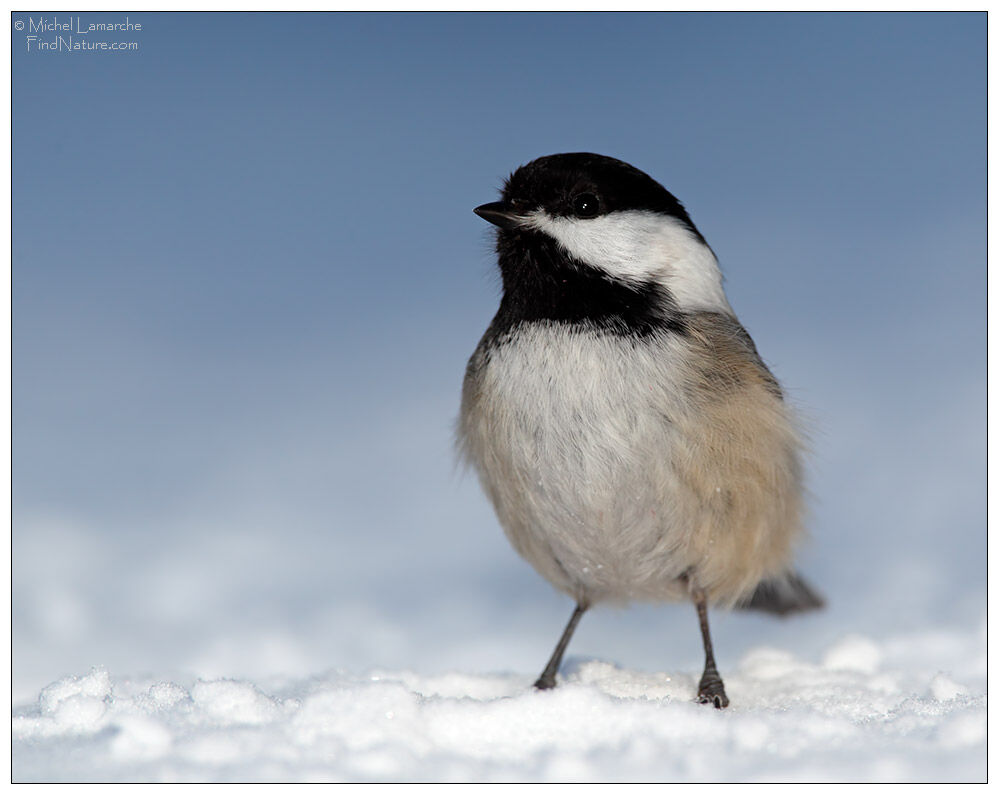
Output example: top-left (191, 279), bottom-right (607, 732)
top-left (459, 153), bottom-right (822, 708)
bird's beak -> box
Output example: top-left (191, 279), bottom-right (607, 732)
top-left (473, 201), bottom-right (521, 230)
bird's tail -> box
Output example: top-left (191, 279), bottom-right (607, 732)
top-left (736, 571), bottom-right (824, 616)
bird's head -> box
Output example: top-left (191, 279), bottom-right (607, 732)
top-left (474, 153), bottom-right (731, 317)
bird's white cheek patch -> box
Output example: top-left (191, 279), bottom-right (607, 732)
top-left (526, 209), bottom-right (733, 316)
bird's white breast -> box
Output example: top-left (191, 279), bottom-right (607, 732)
top-left (460, 324), bottom-right (701, 602)
top-left (459, 318), bottom-right (805, 606)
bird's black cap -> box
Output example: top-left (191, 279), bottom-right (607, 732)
top-left (478, 152), bottom-right (703, 243)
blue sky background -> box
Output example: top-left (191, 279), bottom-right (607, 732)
top-left (13, 12), bottom-right (985, 697)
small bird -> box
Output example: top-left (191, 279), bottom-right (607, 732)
top-left (459, 153), bottom-right (822, 708)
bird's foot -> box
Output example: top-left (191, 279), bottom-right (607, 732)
top-left (697, 669), bottom-right (729, 709)
top-left (533, 674), bottom-right (557, 691)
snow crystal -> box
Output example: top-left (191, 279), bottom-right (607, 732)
top-left (927, 673), bottom-right (969, 702)
top-left (190, 680), bottom-right (283, 726)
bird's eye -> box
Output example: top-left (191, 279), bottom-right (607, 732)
top-left (572, 193), bottom-right (600, 218)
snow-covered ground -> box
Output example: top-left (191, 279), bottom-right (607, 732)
top-left (12, 623), bottom-right (986, 782)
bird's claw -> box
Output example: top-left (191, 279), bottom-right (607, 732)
top-left (697, 672), bottom-right (729, 709)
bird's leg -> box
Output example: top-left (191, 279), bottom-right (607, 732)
top-left (534, 602), bottom-right (588, 690)
top-left (693, 589), bottom-right (730, 708)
